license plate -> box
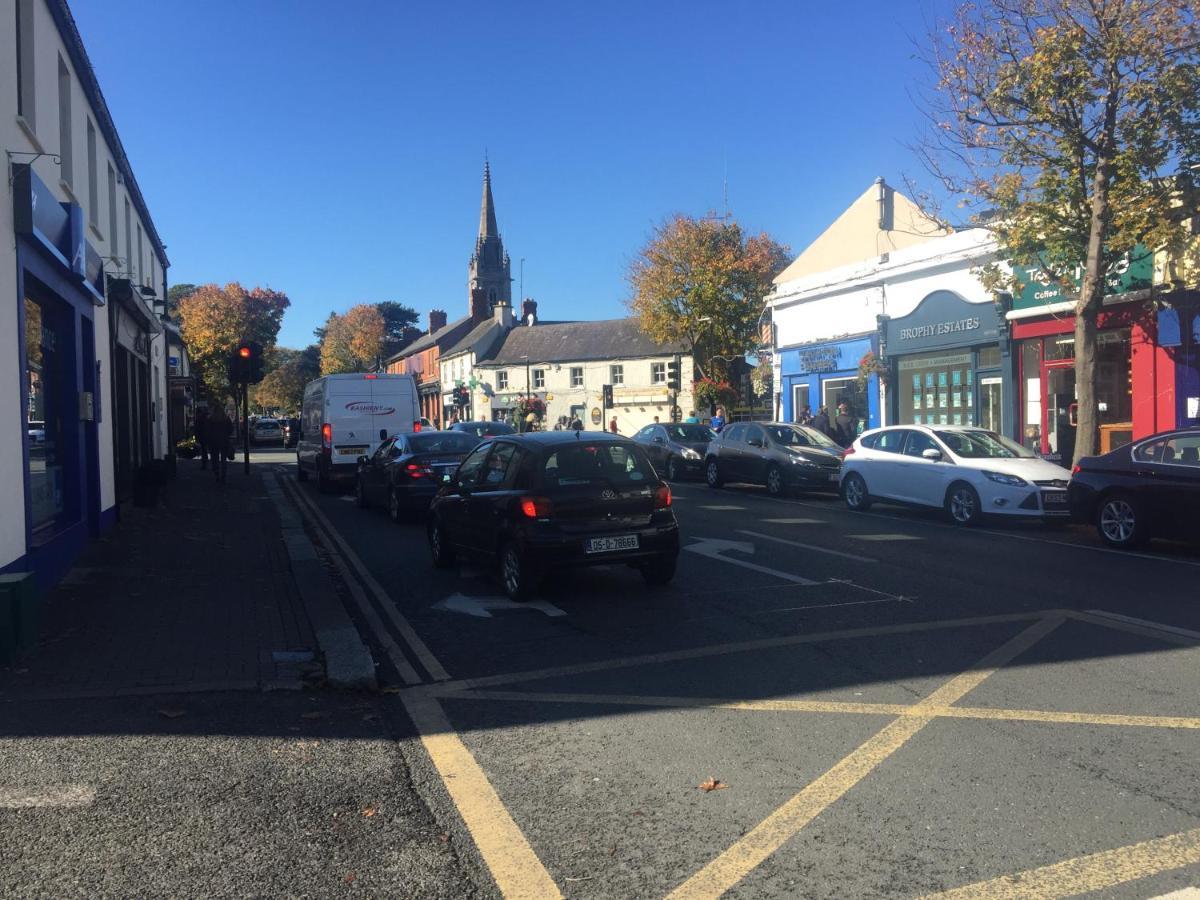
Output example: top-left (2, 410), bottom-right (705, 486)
top-left (586, 535), bottom-right (639, 554)
top-left (1042, 492), bottom-right (1067, 505)
top-left (337, 446), bottom-right (367, 456)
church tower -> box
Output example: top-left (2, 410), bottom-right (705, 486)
top-left (468, 160), bottom-right (512, 310)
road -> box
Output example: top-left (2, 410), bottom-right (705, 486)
top-left (263, 446), bottom-right (1200, 899)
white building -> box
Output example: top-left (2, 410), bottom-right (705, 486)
top-left (3, 0), bottom-right (170, 587)
top-left (438, 299), bottom-right (515, 423)
top-left (473, 319), bottom-right (693, 433)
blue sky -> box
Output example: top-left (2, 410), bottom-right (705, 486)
top-left (72, 0), bottom-right (952, 349)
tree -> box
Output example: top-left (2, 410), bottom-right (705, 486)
top-left (916, 0), bottom-right (1200, 463)
top-left (177, 282), bottom-right (290, 401)
top-left (166, 282), bottom-right (198, 316)
top-left (319, 303), bottom-right (387, 375)
top-left (376, 301), bottom-right (420, 355)
top-left (627, 215), bottom-right (790, 384)
top-left (253, 345), bottom-right (320, 412)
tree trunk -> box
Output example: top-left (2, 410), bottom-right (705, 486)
top-left (1073, 182), bottom-right (1112, 466)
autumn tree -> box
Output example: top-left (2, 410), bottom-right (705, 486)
top-left (319, 303), bottom-right (388, 375)
top-left (177, 283), bottom-right (290, 401)
top-left (627, 214), bottom-right (790, 383)
top-left (253, 345), bottom-right (320, 412)
top-left (917, 0), bottom-right (1200, 463)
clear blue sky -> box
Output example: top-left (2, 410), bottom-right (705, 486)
top-left (72, 0), bottom-right (952, 349)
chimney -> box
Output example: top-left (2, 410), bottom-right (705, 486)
top-left (469, 288), bottom-right (489, 323)
top-left (494, 299), bottom-right (514, 329)
top-left (521, 298), bottom-right (538, 326)
top-left (428, 309), bottom-right (447, 333)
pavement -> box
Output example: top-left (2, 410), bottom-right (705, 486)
top-left (3, 448), bottom-right (1199, 898)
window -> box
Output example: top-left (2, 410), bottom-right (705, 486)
top-left (865, 429), bottom-right (908, 454)
top-left (57, 56), bottom-right (73, 188)
top-left (902, 430), bottom-right (941, 458)
top-left (124, 198), bottom-right (131, 271)
top-left (935, 429), bottom-right (1032, 459)
top-left (482, 442), bottom-right (518, 487)
top-left (651, 362), bottom-right (666, 384)
top-left (570, 367), bottom-right (583, 387)
top-left (633, 425), bottom-right (655, 441)
top-left (25, 293), bottom-right (71, 541)
top-left (723, 424), bottom-right (746, 443)
top-left (107, 165), bottom-right (117, 246)
top-left (86, 120), bottom-right (98, 227)
top-left (610, 364), bottom-right (624, 385)
top-left (544, 443), bottom-right (653, 486)
top-left (1137, 434), bottom-right (1200, 466)
top-left (533, 369), bottom-right (545, 389)
top-left (456, 445), bottom-right (491, 487)
top-left (497, 371), bottom-right (508, 390)
top-left (745, 424), bottom-right (765, 447)
top-left (16, 0), bottom-right (35, 129)
top-left (136, 225), bottom-right (143, 285)
top-left (371, 438), bottom-right (395, 462)
top-left (821, 376), bottom-right (858, 417)
top-left (896, 352), bottom-right (974, 426)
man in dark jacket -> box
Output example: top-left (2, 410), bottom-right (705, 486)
top-left (812, 406), bottom-right (831, 440)
top-left (834, 402), bottom-right (856, 447)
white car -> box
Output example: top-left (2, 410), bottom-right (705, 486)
top-left (252, 417), bottom-right (282, 444)
top-left (840, 425), bottom-right (1070, 525)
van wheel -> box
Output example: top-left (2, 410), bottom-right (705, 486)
top-left (500, 542), bottom-right (536, 601)
top-left (843, 473), bottom-right (871, 510)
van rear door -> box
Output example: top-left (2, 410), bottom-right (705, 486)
top-left (328, 377), bottom-right (382, 461)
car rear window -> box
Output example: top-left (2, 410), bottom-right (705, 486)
top-left (543, 443), bottom-right (654, 487)
top-left (408, 432), bottom-right (477, 453)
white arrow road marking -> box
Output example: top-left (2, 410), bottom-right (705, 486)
top-left (434, 593), bottom-right (567, 619)
top-left (0, 785), bottom-right (95, 809)
top-left (684, 537), bottom-right (820, 585)
top-left (736, 530), bottom-right (876, 563)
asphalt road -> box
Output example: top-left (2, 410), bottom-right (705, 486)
top-left (272, 447), bottom-right (1200, 899)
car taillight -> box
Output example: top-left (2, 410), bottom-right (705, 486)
top-left (413, 420), bottom-right (422, 432)
top-left (321, 423), bottom-right (332, 448)
top-left (520, 496), bottom-right (553, 519)
top-left (405, 462), bottom-right (433, 479)
top-left (842, 446), bottom-right (855, 457)
top-left (654, 483), bottom-right (672, 509)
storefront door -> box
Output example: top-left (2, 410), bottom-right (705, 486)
top-left (978, 376), bottom-right (1003, 433)
top-left (1042, 361), bottom-right (1077, 463)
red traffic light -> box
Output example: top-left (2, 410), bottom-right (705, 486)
top-left (238, 346), bottom-right (252, 358)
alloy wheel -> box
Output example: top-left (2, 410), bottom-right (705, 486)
top-left (667, 458), bottom-right (679, 481)
top-left (766, 466), bottom-right (782, 495)
top-left (389, 488), bottom-right (400, 522)
top-left (844, 475), bottom-right (864, 508)
top-left (1100, 499), bottom-right (1136, 544)
top-left (949, 486), bottom-right (978, 524)
top-left (706, 461), bottom-right (720, 487)
top-left (503, 547), bottom-right (522, 597)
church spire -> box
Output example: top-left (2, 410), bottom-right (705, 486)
top-left (479, 158), bottom-right (499, 238)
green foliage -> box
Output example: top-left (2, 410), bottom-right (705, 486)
top-left (253, 344), bottom-right (320, 412)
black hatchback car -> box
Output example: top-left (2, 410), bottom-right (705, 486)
top-left (1068, 427), bottom-right (1200, 548)
top-left (428, 432), bottom-right (680, 600)
top-left (281, 417), bottom-right (301, 448)
top-left (356, 431), bottom-right (479, 520)
top-left (631, 422), bottom-right (716, 481)
top-left (705, 422), bottom-right (844, 496)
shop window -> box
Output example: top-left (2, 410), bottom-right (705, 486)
top-left (895, 353), bottom-right (973, 427)
top-left (25, 295), bottom-right (69, 542)
top-left (1021, 341), bottom-right (1042, 450)
top-left (821, 377), bottom-right (857, 415)
top-left (977, 345), bottom-right (1001, 368)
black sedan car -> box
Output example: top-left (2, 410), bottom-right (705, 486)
top-left (1068, 426), bottom-right (1200, 548)
top-left (631, 422), bottom-right (716, 481)
top-left (356, 431), bottom-right (479, 520)
top-left (447, 420), bottom-right (516, 444)
top-left (705, 422), bottom-right (844, 496)
top-left (427, 432), bottom-right (679, 600)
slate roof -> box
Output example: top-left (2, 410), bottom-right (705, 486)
top-left (387, 314), bottom-right (474, 363)
top-left (443, 318), bottom-right (505, 359)
top-left (480, 319), bottom-right (686, 366)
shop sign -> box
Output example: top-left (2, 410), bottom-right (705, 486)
top-left (1011, 246), bottom-right (1152, 311)
top-left (884, 291), bottom-right (999, 355)
top-left (796, 346), bottom-right (842, 374)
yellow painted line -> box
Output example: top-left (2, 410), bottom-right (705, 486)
top-left (921, 827), bottom-right (1200, 899)
top-left (436, 611), bottom-right (1050, 693)
top-left (940, 705), bottom-right (1200, 730)
top-left (401, 692), bottom-right (562, 899)
top-left (666, 615), bottom-right (1065, 900)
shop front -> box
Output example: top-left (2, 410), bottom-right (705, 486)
top-left (879, 290), bottom-right (1009, 433)
top-left (107, 278), bottom-right (158, 502)
top-left (778, 334), bottom-right (880, 431)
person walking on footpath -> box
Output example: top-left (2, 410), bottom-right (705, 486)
top-left (205, 405), bottom-right (234, 483)
top-left (710, 406), bottom-right (726, 433)
top-left (797, 405), bottom-right (813, 427)
top-left (194, 407), bottom-right (210, 470)
top-left (813, 406), bottom-right (832, 440)
top-left (834, 401), bottom-right (856, 448)
top-left (608, 416), bottom-right (619, 434)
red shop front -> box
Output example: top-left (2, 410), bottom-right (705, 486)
top-left (1011, 299), bottom-right (1175, 464)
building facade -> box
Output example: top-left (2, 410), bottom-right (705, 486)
top-left (3, 0), bottom-right (169, 587)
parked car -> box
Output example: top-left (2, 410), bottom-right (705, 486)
top-left (704, 421), bottom-right (843, 496)
top-left (840, 424), bottom-right (1070, 525)
top-left (297, 373), bottom-right (422, 492)
top-left (281, 417), bottom-right (301, 448)
top-left (27, 420), bottom-right (45, 444)
top-left (632, 422), bottom-right (716, 481)
top-left (1068, 427), bottom-right (1200, 548)
top-left (356, 430), bottom-right (479, 519)
top-left (252, 417), bottom-right (282, 444)
top-left (427, 432), bottom-right (679, 600)
top-left (448, 420), bottom-right (516, 444)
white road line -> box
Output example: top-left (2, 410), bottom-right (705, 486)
top-left (700, 505), bottom-right (746, 511)
top-left (0, 785), bottom-right (95, 808)
top-left (684, 537), bottom-right (820, 585)
top-left (848, 533), bottom-right (922, 542)
top-left (1083, 610), bottom-right (1200, 642)
top-left (763, 518), bottom-right (824, 524)
top-left (736, 530), bottom-right (875, 563)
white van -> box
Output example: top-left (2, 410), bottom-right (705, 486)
top-left (296, 373), bottom-right (421, 492)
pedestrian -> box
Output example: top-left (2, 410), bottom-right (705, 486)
top-left (797, 405), bottom-right (813, 427)
top-left (194, 407), bottom-right (209, 470)
top-left (205, 405), bottom-right (234, 483)
top-left (710, 406), bottom-right (726, 433)
top-left (653, 415), bottom-right (660, 424)
top-left (834, 401), bottom-right (856, 447)
top-left (685, 411), bottom-right (700, 424)
top-left (813, 405), bottom-right (832, 439)
top-left (609, 416), bottom-right (619, 434)
top-left (569, 415), bottom-right (583, 431)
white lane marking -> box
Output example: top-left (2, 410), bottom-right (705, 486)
top-left (434, 593), bottom-right (567, 619)
top-left (339, 495), bottom-right (355, 502)
top-left (736, 530), bottom-right (875, 563)
top-left (1083, 610), bottom-right (1200, 641)
top-left (700, 505), bottom-right (746, 511)
top-left (848, 533), bottom-right (922, 542)
top-left (763, 518), bottom-right (824, 525)
top-left (0, 785), bottom-right (95, 808)
top-left (684, 537), bottom-right (819, 585)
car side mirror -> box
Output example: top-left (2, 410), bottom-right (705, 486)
top-left (922, 448), bottom-right (943, 461)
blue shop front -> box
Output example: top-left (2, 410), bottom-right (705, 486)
top-left (778, 333), bottom-right (881, 431)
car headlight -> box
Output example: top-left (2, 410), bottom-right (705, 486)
top-left (681, 447), bottom-right (701, 460)
top-left (982, 470), bottom-right (1027, 486)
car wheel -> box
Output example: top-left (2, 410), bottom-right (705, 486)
top-left (842, 472), bottom-right (871, 510)
top-left (666, 456), bottom-right (680, 482)
top-left (428, 519), bottom-right (456, 568)
top-left (1096, 493), bottom-right (1147, 548)
top-left (641, 554), bottom-right (677, 587)
top-left (765, 464), bottom-right (783, 496)
top-left (500, 542), bottom-right (536, 601)
top-left (705, 459), bottom-right (723, 488)
top-left (388, 486), bottom-right (403, 523)
top-left (355, 476), bottom-right (369, 509)
top-left (945, 482), bottom-right (982, 526)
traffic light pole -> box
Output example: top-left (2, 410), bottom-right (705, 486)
top-left (242, 382), bottom-right (250, 475)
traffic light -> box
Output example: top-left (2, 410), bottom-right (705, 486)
top-left (454, 385), bottom-right (470, 408)
top-left (227, 340), bottom-right (265, 385)
top-left (602, 384), bottom-right (613, 408)
top-left (666, 357), bottom-right (682, 392)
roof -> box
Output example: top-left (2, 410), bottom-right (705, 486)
top-left (442, 318), bottom-right (506, 359)
top-left (388, 314), bottom-right (475, 362)
top-left (490, 431), bottom-right (635, 449)
top-left (480, 319), bottom-right (686, 366)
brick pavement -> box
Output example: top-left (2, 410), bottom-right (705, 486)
top-left (0, 457), bottom-right (318, 699)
